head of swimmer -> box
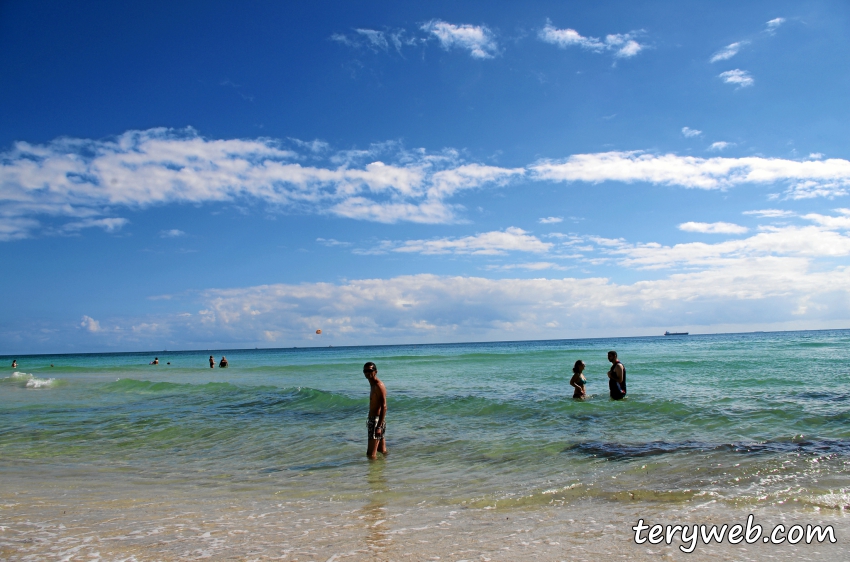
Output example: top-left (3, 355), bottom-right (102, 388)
top-left (607, 350), bottom-right (618, 363)
top-left (572, 360), bottom-right (585, 374)
top-left (363, 361), bottom-right (377, 381)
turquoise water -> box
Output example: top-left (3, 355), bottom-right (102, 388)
top-left (2, 330), bottom-right (850, 511)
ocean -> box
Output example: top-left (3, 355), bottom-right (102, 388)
top-left (2, 330), bottom-right (848, 560)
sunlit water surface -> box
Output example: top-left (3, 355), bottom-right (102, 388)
top-left (2, 331), bottom-right (849, 559)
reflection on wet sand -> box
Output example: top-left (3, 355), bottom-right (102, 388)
top-left (362, 459), bottom-right (391, 556)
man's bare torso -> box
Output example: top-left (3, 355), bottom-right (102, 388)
top-left (369, 380), bottom-right (387, 418)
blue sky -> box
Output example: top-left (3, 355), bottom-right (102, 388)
top-left (2, 0), bottom-right (850, 353)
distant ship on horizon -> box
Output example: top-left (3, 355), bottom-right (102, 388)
top-left (664, 331), bottom-right (689, 336)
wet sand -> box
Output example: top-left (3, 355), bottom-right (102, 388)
top-left (2, 474), bottom-right (847, 561)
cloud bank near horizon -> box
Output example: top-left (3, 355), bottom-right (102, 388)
top-left (9, 208), bottom-right (845, 350)
top-left (53, 256), bottom-right (850, 349)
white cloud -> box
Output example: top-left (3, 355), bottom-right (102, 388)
top-left (62, 217), bottom-right (129, 233)
top-left (809, 153), bottom-right (824, 160)
top-left (160, 229), bottom-right (185, 238)
top-left (800, 212), bottom-right (850, 230)
top-left (316, 237), bottom-right (351, 247)
top-left (766, 18), bottom-right (785, 30)
top-left (743, 209), bottom-right (795, 218)
top-left (289, 138), bottom-right (330, 153)
top-left (332, 28), bottom-right (413, 54)
top-left (356, 28), bottom-right (389, 51)
top-left (538, 21), bottom-right (644, 58)
top-left (50, 211), bottom-right (850, 346)
top-left (719, 69), bottom-right (754, 87)
top-left (681, 127), bottom-right (702, 138)
top-left (538, 216), bottom-right (563, 224)
top-left (421, 20), bottom-right (498, 59)
top-left (131, 322), bottom-right (160, 333)
top-left (80, 315), bottom-right (102, 333)
top-left (0, 217), bottom-right (40, 241)
top-left (606, 35), bottom-right (642, 58)
top-left (0, 128), bottom-right (524, 238)
top-left (330, 33), bottom-right (355, 47)
top-left (710, 42), bottom-right (745, 62)
top-left (708, 141), bottom-right (733, 152)
top-left (383, 227), bottom-right (552, 255)
top-left (784, 180), bottom-right (849, 200)
top-left (530, 151), bottom-right (850, 196)
top-left (678, 221), bottom-right (749, 234)
top-left (611, 222), bottom-right (850, 270)
top-left (488, 261), bottom-right (565, 271)
top-left (6, 130), bottom-right (850, 242)
top-left (172, 254), bottom-right (850, 343)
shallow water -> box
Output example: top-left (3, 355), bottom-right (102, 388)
top-left (2, 331), bottom-right (849, 559)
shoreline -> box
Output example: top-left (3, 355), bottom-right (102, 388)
top-left (2, 473), bottom-right (846, 560)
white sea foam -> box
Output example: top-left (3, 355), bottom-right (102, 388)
top-left (810, 492), bottom-right (850, 510)
top-left (26, 376), bottom-right (56, 388)
top-left (7, 371), bottom-right (57, 388)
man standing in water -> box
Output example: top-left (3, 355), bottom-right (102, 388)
top-left (363, 361), bottom-right (388, 459)
top-left (607, 350), bottom-right (627, 400)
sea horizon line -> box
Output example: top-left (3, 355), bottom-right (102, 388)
top-left (3, 326), bottom-right (848, 359)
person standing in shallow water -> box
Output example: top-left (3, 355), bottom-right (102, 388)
top-left (363, 361), bottom-right (388, 459)
top-left (607, 350), bottom-right (627, 400)
top-left (570, 360), bottom-right (587, 399)
top-left (209, 356), bottom-right (215, 368)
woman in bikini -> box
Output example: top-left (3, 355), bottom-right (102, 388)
top-left (569, 360), bottom-right (587, 399)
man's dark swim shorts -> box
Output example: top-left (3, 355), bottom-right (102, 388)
top-left (367, 416), bottom-right (386, 440)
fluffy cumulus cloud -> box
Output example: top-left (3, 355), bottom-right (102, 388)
top-left (678, 221), bottom-right (748, 234)
top-left (801, 209), bottom-right (850, 230)
top-left (421, 20), bottom-right (498, 59)
top-left (538, 216), bottom-right (563, 224)
top-left (530, 151), bottom-right (850, 198)
top-left (719, 69), bottom-right (754, 87)
top-left (5, 130), bottom-right (850, 241)
top-left (602, 215), bottom-right (850, 270)
top-left (0, 128), bottom-right (524, 237)
top-left (710, 41), bottom-right (745, 62)
top-left (681, 127), bottom-right (702, 138)
top-left (538, 21), bottom-right (644, 58)
top-left (80, 315), bottom-right (102, 333)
